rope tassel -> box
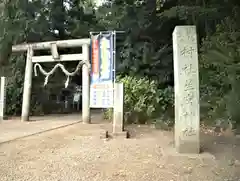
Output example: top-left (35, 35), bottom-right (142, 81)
top-left (44, 75), bottom-right (49, 86)
top-left (34, 63), bottom-right (39, 76)
top-left (65, 76), bottom-right (69, 88)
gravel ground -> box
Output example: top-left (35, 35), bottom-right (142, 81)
top-left (0, 122), bottom-right (240, 181)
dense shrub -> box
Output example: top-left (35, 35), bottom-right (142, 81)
top-left (200, 17), bottom-right (240, 126)
top-left (5, 55), bottom-right (25, 115)
top-left (104, 75), bottom-right (174, 125)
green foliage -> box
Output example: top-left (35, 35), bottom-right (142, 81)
top-left (1, 0), bottom-right (240, 129)
top-left (5, 55), bottom-right (25, 115)
top-left (104, 76), bottom-right (173, 124)
top-left (154, 118), bottom-right (174, 130)
top-left (103, 108), bottom-right (113, 120)
top-left (200, 13), bottom-right (240, 126)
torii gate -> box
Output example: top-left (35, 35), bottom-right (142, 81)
top-left (12, 39), bottom-right (91, 123)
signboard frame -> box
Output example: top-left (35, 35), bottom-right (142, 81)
top-left (89, 31), bottom-right (115, 108)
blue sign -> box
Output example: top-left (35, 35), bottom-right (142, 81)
top-left (99, 34), bottom-right (113, 82)
top-left (90, 32), bottom-right (114, 108)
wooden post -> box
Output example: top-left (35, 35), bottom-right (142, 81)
top-left (0, 77), bottom-right (6, 121)
top-left (21, 46), bottom-right (33, 122)
top-left (113, 83), bottom-right (124, 134)
top-left (82, 44), bottom-right (90, 123)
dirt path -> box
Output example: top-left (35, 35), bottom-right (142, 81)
top-left (0, 122), bottom-right (239, 181)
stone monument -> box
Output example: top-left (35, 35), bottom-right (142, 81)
top-left (173, 26), bottom-right (200, 153)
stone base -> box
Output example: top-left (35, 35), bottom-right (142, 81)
top-left (113, 125), bottom-right (124, 134)
top-left (21, 116), bottom-right (29, 122)
top-left (113, 131), bottom-right (130, 139)
top-left (82, 118), bottom-right (91, 124)
top-left (100, 130), bottom-right (109, 139)
top-left (176, 140), bottom-right (200, 154)
top-left (163, 145), bottom-right (215, 159)
top-left (0, 116), bottom-right (8, 121)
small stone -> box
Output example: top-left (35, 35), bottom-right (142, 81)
top-left (114, 170), bottom-right (126, 177)
top-left (184, 167), bottom-right (193, 174)
top-left (150, 124), bottom-right (155, 128)
top-left (143, 160), bottom-right (150, 164)
top-left (224, 178), bottom-right (234, 181)
top-left (228, 159), bottom-right (235, 166)
top-left (113, 172), bottom-right (119, 176)
top-left (214, 126), bottom-right (221, 133)
top-left (103, 138), bottom-right (110, 142)
top-left (100, 131), bottom-right (108, 139)
top-left (212, 170), bottom-right (220, 175)
top-left (158, 165), bottom-right (164, 169)
top-left (234, 160), bottom-right (240, 166)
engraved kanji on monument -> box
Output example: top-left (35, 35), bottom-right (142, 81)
top-left (173, 26), bottom-right (200, 153)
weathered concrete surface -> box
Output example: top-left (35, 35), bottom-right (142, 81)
top-left (0, 114), bottom-right (81, 144)
top-left (0, 123), bottom-right (239, 181)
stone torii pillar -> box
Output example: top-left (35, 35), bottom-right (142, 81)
top-left (21, 46), bottom-right (33, 122)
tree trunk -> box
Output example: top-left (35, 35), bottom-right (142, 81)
top-left (145, 0), bottom-right (156, 16)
